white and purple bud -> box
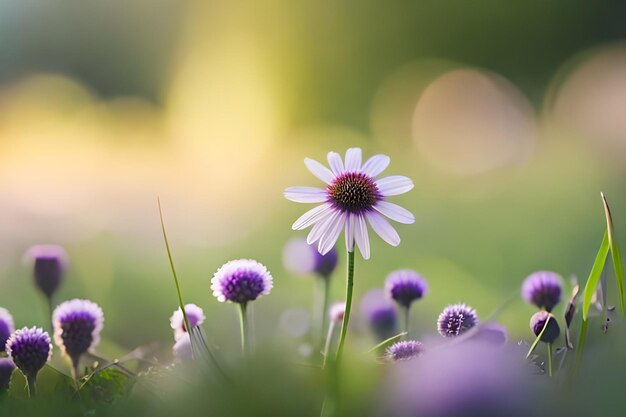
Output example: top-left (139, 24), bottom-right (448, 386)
top-left (283, 237), bottom-right (338, 278)
top-left (386, 340), bottom-right (423, 362)
top-left (385, 269), bottom-right (428, 309)
top-left (437, 303), bottom-right (479, 338)
top-left (24, 245), bottom-right (68, 299)
top-left (360, 289), bottom-right (398, 341)
top-left (170, 304), bottom-right (206, 341)
top-left (52, 299), bottom-right (104, 369)
top-left (0, 308), bottom-right (14, 352)
top-left (521, 271), bottom-right (563, 312)
top-left (6, 327), bottom-right (52, 383)
top-left (211, 259), bottom-right (273, 305)
top-left (328, 302), bottom-right (346, 323)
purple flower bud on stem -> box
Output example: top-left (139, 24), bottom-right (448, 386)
top-left (386, 340), bottom-right (423, 362)
top-left (360, 289), bottom-right (398, 341)
top-left (437, 303), bottom-right (479, 338)
top-left (170, 304), bottom-right (205, 341)
top-left (529, 311), bottom-right (560, 344)
top-left (0, 308), bottom-right (15, 353)
top-left (521, 271), bottom-right (563, 312)
top-left (6, 327), bottom-right (52, 396)
top-left (25, 245), bottom-right (68, 300)
top-left (0, 358), bottom-right (15, 392)
top-left (385, 269), bottom-right (428, 309)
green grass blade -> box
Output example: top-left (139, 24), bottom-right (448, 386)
top-left (365, 332), bottom-right (408, 354)
top-left (582, 230), bottom-right (610, 321)
top-left (602, 193), bottom-right (625, 315)
top-left (574, 318), bottom-right (589, 372)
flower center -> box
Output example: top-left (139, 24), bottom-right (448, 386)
top-left (327, 172), bottom-right (380, 213)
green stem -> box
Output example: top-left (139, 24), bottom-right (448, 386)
top-left (26, 374), bottom-right (37, 398)
top-left (317, 277), bottom-right (331, 354)
top-left (238, 303), bottom-right (248, 355)
top-left (322, 321), bottom-right (336, 369)
top-left (547, 343), bottom-right (553, 377)
top-left (335, 250), bottom-right (355, 363)
top-left (403, 306), bottom-right (410, 338)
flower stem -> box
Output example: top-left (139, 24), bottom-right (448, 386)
top-left (403, 306), bottom-right (410, 338)
top-left (26, 374), bottom-right (37, 398)
top-left (322, 321), bottom-right (337, 369)
top-left (238, 302), bottom-right (248, 355)
top-left (335, 250), bottom-right (355, 363)
top-left (547, 343), bottom-right (553, 377)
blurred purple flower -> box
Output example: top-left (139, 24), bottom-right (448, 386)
top-left (170, 304), bottom-right (206, 341)
top-left (360, 289), bottom-right (398, 341)
top-left (173, 334), bottom-right (192, 362)
top-left (53, 299), bottom-right (104, 368)
top-left (385, 269), bottom-right (428, 308)
top-left (285, 148), bottom-right (415, 259)
top-left (521, 271), bottom-right (563, 312)
top-left (24, 244), bottom-right (68, 299)
top-left (0, 358), bottom-right (15, 392)
top-left (6, 327), bottom-right (52, 381)
top-left (471, 321), bottom-right (508, 346)
top-left (211, 259), bottom-right (273, 304)
top-left (530, 311), bottom-right (560, 344)
top-left (382, 341), bottom-right (537, 417)
top-left (0, 308), bottom-right (15, 352)
top-left (283, 237), bottom-right (338, 278)
top-left (386, 340), bottom-right (423, 362)
top-left (437, 303), bottom-right (478, 337)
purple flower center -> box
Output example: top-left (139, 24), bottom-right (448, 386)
top-left (327, 172), bottom-right (381, 213)
top-left (220, 270), bottom-right (267, 304)
top-left (59, 312), bottom-right (97, 360)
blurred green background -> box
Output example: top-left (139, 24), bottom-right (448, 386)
top-left (1, 0), bottom-right (626, 363)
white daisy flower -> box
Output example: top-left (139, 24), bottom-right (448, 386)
top-left (285, 148), bottom-right (415, 259)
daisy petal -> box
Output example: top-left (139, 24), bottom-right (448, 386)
top-left (319, 212), bottom-right (346, 255)
top-left (344, 148), bottom-right (362, 172)
top-left (304, 158), bottom-right (335, 184)
top-left (361, 154), bottom-right (390, 177)
top-left (292, 203), bottom-right (333, 230)
top-left (374, 201), bottom-right (415, 224)
top-left (307, 210), bottom-right (339, 245)
top-left (354, 214), bottom-right (370, 259)
top-left (376, 176), bottom-right (414, 196)
top-left (344, 213), bottom-right (355, 252)
top-left (366, 211), bottom-right (400, 246)
top-left (284, 187), bottom-right (328, 203)
top-left (327, 152), bottom-right (345, 175)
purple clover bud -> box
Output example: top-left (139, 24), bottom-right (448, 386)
top-left (6, 327), bottom-right (52, 383)
top-left (0, 308), bottom-right (14, 352)
top-left (170, 304), bottom-right (206, 341)
top-left (52, 299), bottom-right (104, 369)
top-left (385, 269), bottom-right (428, 308)
top-left (360, 289), bottom-right (398, 341)
top-left (0, 358), bottom-right (15, 392)
top-left (437, 303), bottom-right (479, 337)
top-left (521, 271), bottom-right (563, 312)
top-left (211, 259), bottom-right (273, 305)
top-left (529, 311), bottom-right (560, 344)
top-left (283, 237), bottom-right (338, 278)
top-left (24, 245), bottom-right (68, 299)
top-left (386, 340), bottom-right (423, 362)
top-left (328, 302), bottom-right (346, 323)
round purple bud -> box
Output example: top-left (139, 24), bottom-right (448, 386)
top-left (6, 327), bottom-right (52, 379)
top-left (0, 358), bottom-right (15, 392)
top-left (386, 340), bottom-right (423, 362)
top-left (0, 308), bottom-right (15, 352)
top-left (170, 303), bottom-right (206, 341)
top-left (385, 269), bottom-right (428, 308)
top-left (529, 311), bottom-right (560, 344)
top-left (521, 271), bottom-right (563, 312)
top-left (211, 259), bottom-right (273, 304)
top-left (24, 245), bottom-right (68, 299)
top-left (360, 289), bottom-right (398, 341)
top-left (328, 302), bottom-right (346, 323)
top-left (52, 299), bottom-right (104, 366)
top-left (283, 238), bottom-right (338, 278)
top-left (437, 303), bottom-right (479, 337)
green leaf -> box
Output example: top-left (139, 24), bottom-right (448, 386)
top-left (80, 368), bottom-right (134, 406)
top-left (582, 230), bottom-right (610, 321)
top-left (365, 332), bottom-right (408, 354)
top-left (602, 193), bottom-right (625, 315)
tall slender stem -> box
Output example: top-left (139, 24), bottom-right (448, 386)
top-left (316, 277), bottom-right (331, 355)
top-left (322, 321), bottom-right (337, 369)
top-left (47, 296), bottom-right (54, 333)
top-left (403, 306), bottom-right (410, 338)
top-left (238, 303), bottom-right (248, 355)
top-left (547, 343), bottom-right (553, 377)
top-left (335, 250), bottom-right (355, 363)
top-left (26, 374), bottom-right (37, 398)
